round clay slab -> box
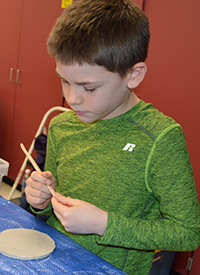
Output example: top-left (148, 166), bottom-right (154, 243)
top-left (0, 228), bottom-right (55, 260)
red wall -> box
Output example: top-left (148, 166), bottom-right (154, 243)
top-left (134, 1), bottom-right (200, 274)
top-left (136, 0), bottom-right (200, 196)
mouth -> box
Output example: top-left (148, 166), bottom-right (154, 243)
top-left (73, 110), bottom-right (87, 116)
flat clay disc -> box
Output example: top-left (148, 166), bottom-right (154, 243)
top-left (0, 228), bottom-right (55, 260)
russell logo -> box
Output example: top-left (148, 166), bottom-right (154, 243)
top-left (122, 143), bottom-right (136, 152)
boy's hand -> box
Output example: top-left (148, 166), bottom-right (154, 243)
top-left (51, 193), bottom-right (108, 236)
top-left (25, 171), bottom-right (56, 210)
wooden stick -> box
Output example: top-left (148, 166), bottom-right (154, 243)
top-left (20, 143), bottom-right (55, 197)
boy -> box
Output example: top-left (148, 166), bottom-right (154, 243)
top-left (25, 0), bottom-right (200, 274)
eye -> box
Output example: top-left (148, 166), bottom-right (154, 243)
top-left (83, 86), bottom-right (96, 92)
top-left (62, 79), bottom-right (68, 84)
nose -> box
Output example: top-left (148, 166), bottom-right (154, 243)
top-left (63, 85), bottom-right (83, 106)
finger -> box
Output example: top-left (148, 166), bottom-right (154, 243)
top-left (25, 188), bottom-right (51, 209)
top-left (30, 171), bottom-right (54, 187)
top-left (51, 197), bottom-right (67, 222)
top-left (27, 181), bottom-right (50, 198)
top-left (29, 171), bottom-right (55, 197)
top-left (54, 192), bottom-right (71, 206)
top-left (40, 171), bottom-right (54, 185)
top-left (26, 184), bottom-right (51, 200)
top-left (30, 171), bottom-right (49, 186)
top-left (51, 197), bottom-right (71, 230)
top-left (52, 196), bottom-right (68, 211)
top-left (40, 171), bottom-right (56, 197)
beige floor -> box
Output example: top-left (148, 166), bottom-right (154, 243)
top-left (0, 181), bottom-right (21, 200)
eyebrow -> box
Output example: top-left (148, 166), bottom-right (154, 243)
top-left (55, 70), bottom-right (99, 86)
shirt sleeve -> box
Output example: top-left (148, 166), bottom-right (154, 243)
top-left (96, 126), bottom-right (200, 251)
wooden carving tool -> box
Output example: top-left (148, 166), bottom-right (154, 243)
top-left (20, 143), bottom-right (55, 197)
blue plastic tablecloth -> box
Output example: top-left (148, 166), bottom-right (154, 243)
top-left (0, 196), bottom-right (127, 274)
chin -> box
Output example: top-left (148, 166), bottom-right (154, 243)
top-left (77, 115), bottom-right (96, 124)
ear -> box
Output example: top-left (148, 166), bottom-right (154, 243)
top-left (127, 62), bottom-right (147, 89)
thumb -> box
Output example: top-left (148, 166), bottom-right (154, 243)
top-left (55, 192), bottom-right (72, 206)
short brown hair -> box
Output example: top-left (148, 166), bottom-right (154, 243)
top-left (47, 0), bottom-right (150, 77)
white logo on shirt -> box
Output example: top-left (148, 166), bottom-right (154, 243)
top-left (122, 143), bottom-right (136, 152)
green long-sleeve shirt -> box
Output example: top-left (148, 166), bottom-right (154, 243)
top-left (36, 100), bottom-right (200, 275)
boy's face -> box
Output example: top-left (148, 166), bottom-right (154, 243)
top-left (56, 62), bottom-right (137, 123)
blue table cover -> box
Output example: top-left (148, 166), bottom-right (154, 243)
top-left (0, 196), bottom-right (127, 274)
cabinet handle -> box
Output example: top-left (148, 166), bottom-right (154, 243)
top-left (10, 68), bottom-right (15, 82)
top-left (16, 69), bottom-right (21, 84)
